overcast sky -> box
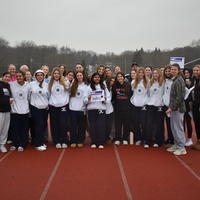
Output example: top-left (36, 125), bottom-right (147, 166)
top-left (1, 0), bottom-right (200, 54)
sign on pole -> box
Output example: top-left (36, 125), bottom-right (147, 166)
top-left (170, 57), bottom-right (185, 69)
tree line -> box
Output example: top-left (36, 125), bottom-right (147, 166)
top-left (0, 37), bottom-right (200, 74)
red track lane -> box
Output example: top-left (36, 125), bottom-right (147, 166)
top-left (117, 146), bottom-right (200, 200)
top-left (176, 148), bottom-right (200, 176)
top-left (44, 146), bottom-right (127, 200)
top-left (0, 145), bottom-right (61, 200)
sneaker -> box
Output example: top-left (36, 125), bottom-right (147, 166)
top-left (91, 144), bottom-right (97, 148)
top-left (77, 144), bottom-right (83, 148)
top-left (153, 144), bottom-right (159, 148)
top-left (185, 139), bottom-right (193, 147)
top-left (56, 143), bottom-right (62, 149)
top-left (0, 145), bottom-right (7, 153)
top-left (114, 141), bottom-right (120, 145)
top-left (6, 140), bottom-right (12, 144)
top-left (17, 146), bottom-right (24, 152)
top-left (70, 143), bottom-right (76, 148)
top-left (98, 145), bottom-right (104, 149)
top-left (122, 140), bottom-right (128, 145)
top-left (10, 146), bottom-right (16, 151)
top-left (35, 146), bottom-right (46, 151)
top-left (166, 145), bottom-right (178, 152)
top-left (43, 144), bottom-right (47, 148)
top-left (173, 148), bottom-right (187, 155)
top-left (62, 143), bottom-right (68, 148)
top-left (144, 144), bottom-right (149, 148)
top-left (135, 140), bottom-right (142, 146)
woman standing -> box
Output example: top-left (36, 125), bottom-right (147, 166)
top-left (0, 72), bottom-right (13, 153)
top-left (69, 72), bottom-right (88, 148)
top-left (191, 65), bottom-right (200, 150)
top-left (105, 77), bottom-right (115, 144)
top-left (130, 68), bottom-right (149, 145)
top-left (49, 67), bottom-right (70, 148)
top-left (112, 72), bottom-right (132, 145)
top-left (166, 64), bottom-right (186, 155)
top-left (29, 70), bottom-right (49, 151)
top-left (86, 72), bottom-right (110, 149)
top-left (183, 68), bottom-right (193, 146)
top-left (163, 66), bottom-right (174, 145)
top-left (9, 71), bottom-right (30, 151)
top-left (145, 69), bottom-right (164, 148)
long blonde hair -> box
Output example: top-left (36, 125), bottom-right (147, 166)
top-left (48, 67), bottom-right (68, 92)
top-left (133, 67), bottom-right (148, 88)
top-left (150, 69), bottom-right (163, 86)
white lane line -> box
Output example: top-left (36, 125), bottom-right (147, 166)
top-left (40, 149), bottom-right (65, 200)
top-left (114, 146), bottom-right (133, 200)
top-left (174, 155), bottom-right (200, 181)
top-left (0, 151), bottom-right (12, 163)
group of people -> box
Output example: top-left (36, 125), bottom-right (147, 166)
top-left (0, 62), bottom-right (200, 156)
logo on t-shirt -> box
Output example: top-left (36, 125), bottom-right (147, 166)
top-left (16, 90), bottom-right (25, 100)
top-left (135, 86), bottom-right (144, 95)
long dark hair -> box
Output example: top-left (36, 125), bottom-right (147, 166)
top-left (114, 72), bottom-right (130, 94)
top-left (70, 71), bottom-right (87, 97)
top-left (90, 72), bottom-right (105, 91)
top-left (106, 76), bottom-right (115, 91)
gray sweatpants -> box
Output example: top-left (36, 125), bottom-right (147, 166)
top-left (0, 112), bottom-right (10, 145)
top-left (170, 111), bottom-right (186, 148)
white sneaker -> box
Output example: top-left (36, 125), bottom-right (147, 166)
top-left (153, 144), bottom-right (159, 148)
top-left (7, 140), bottom-right (12, 144)
top-left (98, 145), bottom-right (104, 149)
top-left (10, 146), bottom-right (16, 151)
top-left (185, 139), bottom-right (193, 147)
top-left (56, 143), bottom-right (62, 149)
top-left (114, 141), bottom-right (120, 145)
top-left (0, 145), bottom-right (7, 153)
top-left (135, 140), bottom-right (142, 146)
top-left (62, 143), bottom-right (68, 148)
top-left (173, 148), bottom-right (187, 156)
top-left (122, 140), bottom-right (128, 145)
top-left (35, 146), bottom-right (46, 151)
top-left (91, 144), bottom-right (97, 148)
top-left (166, 145), bottom-right (178, 152)
top-left (17, 146), bottom-right (24, 152)
top-left (144, 144), bottom-right (149, 148)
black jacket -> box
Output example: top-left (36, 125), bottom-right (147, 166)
top-left (0, 81), bottom-right (11, 112)
top-left (112, 81), bottom-right (132, 112)
top-left (169, 75), bottom-right (186, 113)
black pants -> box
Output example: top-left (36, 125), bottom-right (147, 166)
top-left (88, 109), bottom-right (106, 146)
top-left (105, 112), bottom-right (114, 141)
top-left (114, 110), bottom-right (130, 141)
top-left (10, 113), bottom-right (29, 148)
top-left (49, 105), bottom-right (69, 145)
top-left (163, 106), bottom-right (174, 144)
top-left (70, 110), bottom-right (86, 144)
top-left (130, 105), bottom-right (147, 142)
top-left (30, 105), bottom-right (48, 147)
top-left (192, 104), bottom-right (200, 139)
top-left (145, 106), bottom-right (164, 146)
top-left (184, 112), bottom-right (192, 138)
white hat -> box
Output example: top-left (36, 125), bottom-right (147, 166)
top-left (34, 69), bottom-right (45, 77)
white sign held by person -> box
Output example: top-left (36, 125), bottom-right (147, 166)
top-left (90, 90), bottom-right (105, 102)
top-left (170, 57), bottom-right (185, 69)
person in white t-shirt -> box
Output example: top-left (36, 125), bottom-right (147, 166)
top-left (48, 67), bottom-right (70, 149)
top-left (9, 71), bottom-right (30, 152)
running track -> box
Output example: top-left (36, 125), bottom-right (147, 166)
top-left (0, 144), bottom-right (199, 200)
